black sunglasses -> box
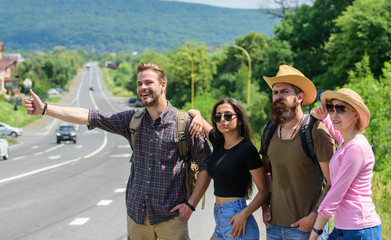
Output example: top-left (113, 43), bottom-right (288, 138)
top-left (326, 102), bottom-right (347, 114)
top-left (213, 113), bottom-right (238, 123)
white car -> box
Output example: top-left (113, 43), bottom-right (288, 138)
top-left (0, 122), bottom-right (23, 138)
top-left (47, 89), bottom-right (60, 96)
top-left (0, 134), bottom-right (9, 160)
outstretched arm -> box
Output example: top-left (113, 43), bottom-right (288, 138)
top-left (188, 109), bottom-right (213, 140)
top-left (25, 89), bottom-right (90, 125)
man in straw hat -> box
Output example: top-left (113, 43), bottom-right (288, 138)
top-left (259, 65), bottom-right (335, 239)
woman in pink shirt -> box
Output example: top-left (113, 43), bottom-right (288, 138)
top-left (309, 88), bottom-right (381, 240)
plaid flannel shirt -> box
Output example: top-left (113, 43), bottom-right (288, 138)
top-left (88, 102), bottom-right (211, 225)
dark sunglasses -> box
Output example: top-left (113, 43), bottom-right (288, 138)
top-left (326, 102), bottom-right (347, 114)
top-left (213, 113), bottom-right (238, 123)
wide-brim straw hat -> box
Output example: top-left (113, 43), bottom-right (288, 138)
top-left (263, 65), bottom-right (317, 106)
top-left (321, 88), bottom-right (370, 131)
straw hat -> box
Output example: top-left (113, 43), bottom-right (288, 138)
top-left (321, 88), bottom-right (370, 131)
top-left (263, 65), bottom-right (317, 106)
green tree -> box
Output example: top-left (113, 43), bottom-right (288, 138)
top-left (169, 42), bottom-right (216, 107)
top-left (344, 55), bottom-right (391, 172)
top-left (323, 0), bottom-right (391, 89)
top-left (274, 0), bottom-right (354, 87)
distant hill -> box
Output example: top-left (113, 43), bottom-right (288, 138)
top-left (1, 0), bottom-right (278, 53)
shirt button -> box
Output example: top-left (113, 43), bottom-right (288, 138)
top-left (148, 167), bottom-right (151, 170)
top-left (147, 181), bottom-right (150, 184)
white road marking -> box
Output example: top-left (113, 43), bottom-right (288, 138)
top-left (76, 145), bottom-right (83, 149)
top-left (34, 144), bottom-right (64, 156)
top-left (83, 131), bottom-right (108, 159)
top-left (114, 188), bottom-right (126, 193)
top-left (117, 145), bottom-right (130, 148)
top-left (0, 157), bottom-right (81, 184)
top-left (97, 200), bottom-right (113, 206)
top-left (49, 155), bottom-right (61, 160)
top-left (31, 145), bottom-right (39, 149)
top-left (12, 156), bottom-right (25, 161)
top-left (69, 218), bottom-right (90, 225)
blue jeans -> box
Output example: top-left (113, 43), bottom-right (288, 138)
top-left (267, 224), bottom-right (329, 240)
top-left (328, 225), bottom-right (382, 240)
top-left (213, 198), bottom-right (259, 240)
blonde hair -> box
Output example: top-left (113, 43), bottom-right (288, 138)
top-left (137, 62), bottom-right (167, 83)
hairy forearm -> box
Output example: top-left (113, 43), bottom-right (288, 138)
top-left (313, 184), bottom-right (331, 212)
top-left (46, 104), bottom-right (90, 125)
top-left (188, 170), bottom-right (211, 207)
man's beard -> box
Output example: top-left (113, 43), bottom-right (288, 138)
top-left (270, 98), bottom-right (298, 125)
top-left (139, 91), bottom-right (160, 107)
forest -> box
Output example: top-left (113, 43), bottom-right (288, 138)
top-left (0, 0), bottom-right (277, 52)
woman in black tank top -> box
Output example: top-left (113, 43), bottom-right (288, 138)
top-left (189, 98), bottom-right (269, 240)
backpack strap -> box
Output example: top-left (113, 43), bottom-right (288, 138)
top-left (175, 110), bottom-right (190, 161)
top-left (261, 120), bottom-right (276, 177)
top-left (129, 109), bottom-right (145, 162)
top-left (300, 114), bottom-right (323, 190)
top-left (262, 120), bottom-right (277, 157)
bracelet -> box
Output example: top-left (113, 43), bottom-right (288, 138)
top-left (184, 201), bottom-right (196, 211)
top-left (42, 103), bottom-right (48, 115)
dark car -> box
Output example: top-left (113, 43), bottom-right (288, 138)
top-left (89, 86), bottom-right (95, 91)
top-left (128, 97), bottom-right (136, 104)
top-left (56, 125), bottom-right (77, 144)
top-left (134, 101), bottom-right (143, 107)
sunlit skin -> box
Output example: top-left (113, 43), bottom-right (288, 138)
top-left (329, 99), bottom-right (359, 133)
top-left (214, 103), bottom-right (240, 139)
top-left (136, 69), bottom-right (166, 108)
top-left (272, 83), bottom-right (303, 109)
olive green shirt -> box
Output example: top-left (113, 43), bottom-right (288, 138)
top-left (261, 119), bottom-right (335, 227)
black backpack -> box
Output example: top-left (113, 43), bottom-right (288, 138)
top-left (262, 114), bottom-right (324, 190)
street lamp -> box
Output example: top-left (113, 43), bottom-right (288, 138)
top-left (183, 52), bottom-right (195, 109)
top-left (233, 45), bottom-right (252, 105)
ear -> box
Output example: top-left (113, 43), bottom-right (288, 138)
top-left (161, 80), bottom-right (167, 93)
top-left (297, 92), bottom-right (305, 104)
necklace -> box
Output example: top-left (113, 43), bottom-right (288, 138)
top-left (279, 115), bottom-right (304, 139)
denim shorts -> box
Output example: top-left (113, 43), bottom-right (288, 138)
top-left (213, 198), bottom-right (259, 240)
top-left (328, 225), bottom-right (382, 240)
top-left (266, 224), bottom-right (329, 240)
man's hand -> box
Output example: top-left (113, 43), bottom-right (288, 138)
top-left (25, 89), bottom-right (45, 115)
top-left (290, 212), bottom-right (317, 232)
top-left (170, 203), bottom-right (193, 222)
top-left (262, 204), bottom-right (271, 226)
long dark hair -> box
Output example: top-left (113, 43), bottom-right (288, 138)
top-left (210, 97), bottom-right (254, 198)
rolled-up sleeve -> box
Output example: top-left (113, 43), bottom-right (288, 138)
top-left (187, 116), bottom-right (211, 172)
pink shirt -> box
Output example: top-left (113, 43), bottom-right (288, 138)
top-left (318, 116), bottom-right (381, 229)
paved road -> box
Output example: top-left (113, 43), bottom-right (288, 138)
top-left (1, 63), bottom-right (266, 239)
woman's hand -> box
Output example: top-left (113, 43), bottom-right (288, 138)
top-left (228, 210), bottom-right (249, 239)
top-left (310, 100), bottom-right (328, 120)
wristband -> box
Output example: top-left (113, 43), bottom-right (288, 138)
top-left (42, 103), bottom-right (48, 115)
top-left (185, 201), bottom-right (196, 211)
top-left (312, 227), bottom-right (323, 235)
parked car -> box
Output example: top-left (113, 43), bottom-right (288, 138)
top-left (47, 88), bottom-right (60, 96)
top-left (89, 86), bottom-right (95, 91)
top-left (56, 124), bottom-right (77, 144)
top-left (0, 122), bottom-right (23, 138)
top-left (0, 134), bottom-right (9, 160)
top-left (134, 101), bottom-right (143, 107)
top-left (128, 97), bottom-right (137, 104)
